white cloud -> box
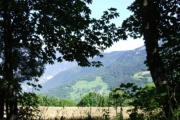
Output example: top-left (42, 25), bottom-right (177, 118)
top-left (47, 75), bottom-right (53, 80)
top-left (105, 38), bottom-right (144, 52)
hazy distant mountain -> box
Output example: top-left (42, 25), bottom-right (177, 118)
top-left (39, 61), bottom-right (76, 84)
top-left (40, 46), bottom-right (152, 101)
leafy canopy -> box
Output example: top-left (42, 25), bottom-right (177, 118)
top-left (0, 0), bottom-right (126, 119)
top-left (0, 0), bottom-right (127, 89)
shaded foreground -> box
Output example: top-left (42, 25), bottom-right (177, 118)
top-left (38, 107), bottom-right (131, 120)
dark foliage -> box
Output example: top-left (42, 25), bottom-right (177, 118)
top-left (0, 0), bottom-right (125, 119)
top-left (121, 0), bottom-right (179, 119)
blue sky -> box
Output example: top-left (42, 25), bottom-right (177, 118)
top-left (89, 0), bottom-right (144, 52)
top-left (89, 0), bottom-right (133, 25)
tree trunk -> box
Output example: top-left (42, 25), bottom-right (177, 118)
top-left (0, 94), bottom-right (4, 119)
top-left (3, 1), bottom-right (18, 119)
top-left (142, 0), bottom-right (178, 119)
top-left (142, 0), bottom-right (166, 87)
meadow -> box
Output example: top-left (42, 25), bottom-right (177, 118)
top-left (38, 107), bottom-right (131, 120)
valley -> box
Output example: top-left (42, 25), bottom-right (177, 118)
top-left (40, 46), bottom-right (152, 101)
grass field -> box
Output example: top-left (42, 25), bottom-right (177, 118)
top-left (38, 107), bottom-right (131, 120)
top-left (70, 76), bottom-right (110, 100)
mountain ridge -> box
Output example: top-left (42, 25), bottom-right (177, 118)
top-left (40, 46), bottom-right (152, 101)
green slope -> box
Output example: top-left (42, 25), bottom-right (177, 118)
top-left (70, 76), bottom-right (109, 101)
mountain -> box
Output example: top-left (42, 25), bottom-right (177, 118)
top-left (22, 61), bottom-right (76, 92)
top-left (40, 46), bottom-right (152, 101)
top-left (39, 61), bottom-right (76, 84)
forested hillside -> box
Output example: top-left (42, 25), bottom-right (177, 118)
top-left (41, 46), bottom-right (152, 101)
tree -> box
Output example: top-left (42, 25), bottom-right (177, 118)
top-left (0, 0), bottom-right (126, 119)
top-left (78, 92), bottom-right (105, 107)
top-left (121, 0), bottom-right (179, 119)
top-left (109, 88), bottom-right (125, 117)
top-left (119, 83), bottom-right (166, 120)
top-left (18, 92), bottom-right (40, 120)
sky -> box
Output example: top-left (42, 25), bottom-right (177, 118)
top-left (89, 0), bottom-right (144, 52)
